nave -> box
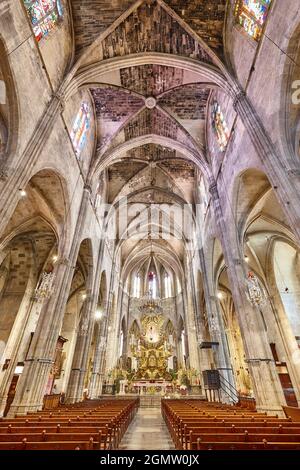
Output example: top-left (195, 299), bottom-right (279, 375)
top-left (1, 397), bottom-right (300, 450)
top-left (119, 407), bottom-right (174, 450)
top-left (1, 0), bottom-right (300, 453)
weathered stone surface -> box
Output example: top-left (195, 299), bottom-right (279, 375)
top-left (164, 0), bottom-right (226, 55)
top-left (120, 65), bottom-right (184, 97)
top-left (101, 2), bottom-right (212, 63)
top-left (159, 85), bottom-right (210, 120)
top-left (71, 0), bottom-right (135, 56)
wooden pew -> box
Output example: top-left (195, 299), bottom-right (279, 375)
top-left (0, 398), bottom-right (139, 450)
top-left (188, 432), bottom-right (300, 449)
top-left (0, 439), bottom-right (95, 450)
top-left (196, 441), bottom-right (300, 450)
top-left (162, 399), bottom-right (300, 451)
top-left (282, 406), bottom-right (300, 422)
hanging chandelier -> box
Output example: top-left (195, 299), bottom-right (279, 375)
top-left (138, 289), bottom-right (162, 315)
top-left (34, 271), bottom-right (56, 302)
top-left (246, 271), bottom-right (267, 307)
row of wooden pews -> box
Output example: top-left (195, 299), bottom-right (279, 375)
top-left (162, 399), bottom-right (300, 450)
top-left (0, 398), bottom-right (139, 450)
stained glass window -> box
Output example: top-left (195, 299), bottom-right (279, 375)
top-left (70, 102), bottom-right (91, 157)
top-left (234, 0), bottom-right (271, 41)
top-left (23, 1), bottom-right (63, 42)
top-left (211, 102), bottom-right (230, 152)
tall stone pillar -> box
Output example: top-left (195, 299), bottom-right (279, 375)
top-left (105, 279), bottom-right (121, 373)
top-left (265, 261), bottom-right (300, 405)
top-left (0, 253), bottom-right (37, 417)
top-left (89, 314), bottom-right (106, 399)
top-left (0, 94), bottom-right (63, 236)
top-left (7, 256), bottom-right (74, 416)
top-left (210, 182), bottom-right (286, 414)
top-left (182, 275), bottom-right (200, 371)
top-left (233, 89), bottom-right (300, 242)
top-left (95, 291), bottom-right (114, 395)
top-left (6, 188), bottom-right (91, 415)
top-left (197, 246), bottom-right (235, 393)
top-left (65, 289), bottom-right (97, 403)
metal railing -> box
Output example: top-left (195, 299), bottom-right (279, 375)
top-left (218, 372), bottom-right (239, 404)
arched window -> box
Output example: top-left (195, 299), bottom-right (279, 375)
top-left (70, 102), bottom-right (91, 157)
top-left (148, 271), bottom-right (157, 298)
top-left (133, 273), bottom-right (141, 298)
top-left (181, 330), bottom-right (186, 358)
top-left (234, 0), bottom-right (272, 41)
top-left (164, 273), bottom-right (172, 298)
top-left (23, 1), bottom-right (64, 42)
top-left (119, 330), bottom-right (124, 358)
top-left (211, 101), bottom-right (230, 152)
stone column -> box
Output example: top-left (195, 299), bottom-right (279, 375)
top-left (198, 245), bottom-right (235, 394)
top-left (7, 188), bottom-right (91, 415)
top-left (233, 90), bottom-right (300, 242)
top-left (94, 291), bottom-right (114, 396)
top-left (7, 255), bottom-right (74, 416)
top-left (0, 94), bottom-right (63, 236)
top-left (0, 251), bottom-right (37, 417)
top-left (190, 273), bottom-right (212, 389)
top-left (266, 256), bottom-right (300, 405)
top-left (65, 290), bottom-right (97, 403)
top-left (104, 277), bottom-right (121, 373)
top-left (210, 182), bottom-right (286, 414)
top-left (89, 313), bottom-right (106, 399)
top-left (182, 274), bottom-right (199, 371)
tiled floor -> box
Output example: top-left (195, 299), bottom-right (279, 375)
top-left (119, 407), bottom-right (175, 450)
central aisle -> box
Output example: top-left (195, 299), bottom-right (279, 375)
top-left (119, 406), bottom-right (175, 450)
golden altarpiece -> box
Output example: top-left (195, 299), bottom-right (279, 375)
top-left (106, 289), bottom-right (201, 396)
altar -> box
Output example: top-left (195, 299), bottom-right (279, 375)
top-left (132, 380), bottom-right (173, 395)
top-left (106, 291), bottom-right (201, 397)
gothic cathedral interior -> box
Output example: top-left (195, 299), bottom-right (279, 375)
top-left (0, 0), bottom-right (300, 452)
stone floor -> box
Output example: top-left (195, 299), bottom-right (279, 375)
top-left (119, 407), bottom-right (175, 450)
